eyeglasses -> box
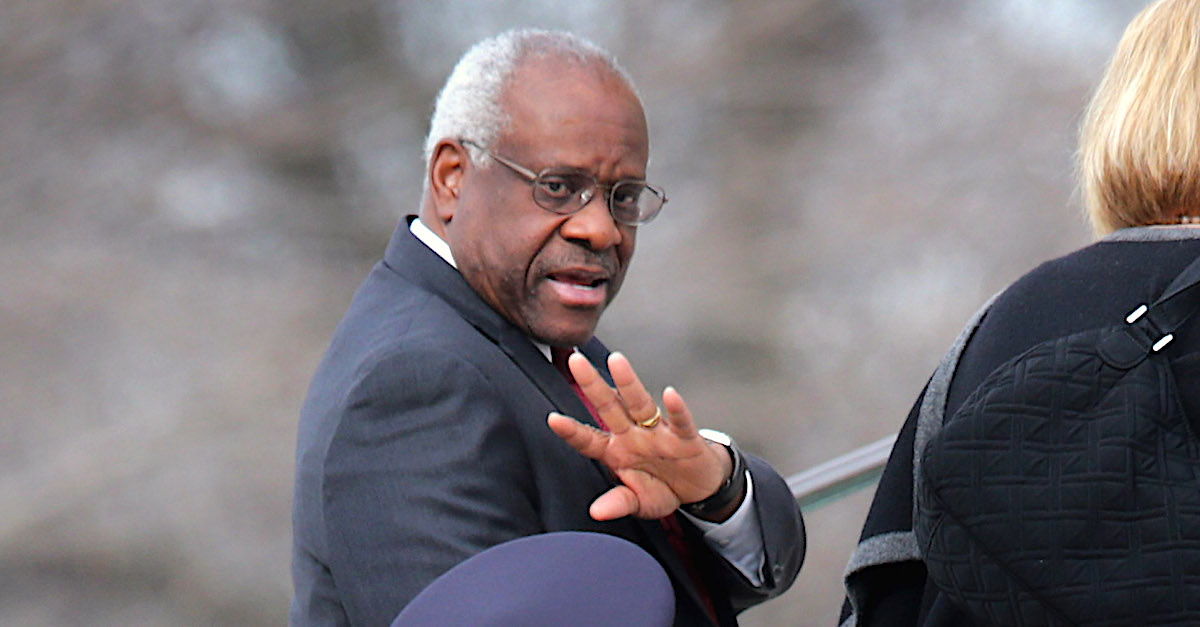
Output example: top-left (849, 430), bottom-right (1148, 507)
top-left (460, 139), bottom-right (667, 226)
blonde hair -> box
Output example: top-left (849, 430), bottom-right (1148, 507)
top-left (1078, 0), bottom-right (1200, 234)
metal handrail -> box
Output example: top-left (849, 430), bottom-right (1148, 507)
top-left (787, 434), bottom-right (898, 510)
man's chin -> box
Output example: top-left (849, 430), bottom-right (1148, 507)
top-left (527, 317), bottom-right (601, 348)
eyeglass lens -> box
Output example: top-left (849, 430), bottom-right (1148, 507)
top-left (531, 171), bottom-right (662, 225)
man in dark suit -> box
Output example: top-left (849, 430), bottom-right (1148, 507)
top-left (290, 29), bottom-right (805, 627)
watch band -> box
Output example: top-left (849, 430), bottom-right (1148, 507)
top-left (681, 430), bottom-right (748, 517)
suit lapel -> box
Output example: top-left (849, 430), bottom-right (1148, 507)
top-left (493, 326), bottom-right (601, 429)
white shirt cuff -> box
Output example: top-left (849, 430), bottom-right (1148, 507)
top-left (678, 471), bottom-right (766, 587)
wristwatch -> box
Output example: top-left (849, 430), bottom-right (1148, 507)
top-left (681, 428), bottom-right (748, 518)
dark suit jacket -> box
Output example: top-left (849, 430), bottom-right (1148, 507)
top-left (291, 219), bottom-right (805, 626)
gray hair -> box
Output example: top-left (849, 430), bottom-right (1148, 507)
top-left (422, 29), bottom-right (638, 174)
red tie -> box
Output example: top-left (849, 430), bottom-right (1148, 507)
top-left (550, 347), bottom-right (719, 624)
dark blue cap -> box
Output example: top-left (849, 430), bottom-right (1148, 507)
top-left (391, 531), bottom-right (675, 626)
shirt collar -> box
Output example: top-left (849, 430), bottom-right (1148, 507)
top-left (409, 217), bottom-right (456, 268)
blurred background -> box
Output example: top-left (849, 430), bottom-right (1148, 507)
top-left (1, 0), bottom-right (1151, 625)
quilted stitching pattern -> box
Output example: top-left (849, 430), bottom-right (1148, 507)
top-left (916, 326), bottom-right (1200, 626)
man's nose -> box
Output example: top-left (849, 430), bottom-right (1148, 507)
top-left (559, 191), bottom-right (624, 250)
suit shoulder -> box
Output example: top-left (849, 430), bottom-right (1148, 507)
top-left (297, 276), bottom-right (513, 457)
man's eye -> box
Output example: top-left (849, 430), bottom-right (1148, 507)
top-left (537, 176), bottom-right (579, 200)
top-left (612, 185), bottom-right (644, 208)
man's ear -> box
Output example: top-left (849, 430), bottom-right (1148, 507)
top-left (428, 139), bottom-right (467, 225)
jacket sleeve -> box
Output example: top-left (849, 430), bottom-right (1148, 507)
top-left (718, 452), bottom-right (807, 613)
top-left (319, 346), bottom-right (541, 627)
top-left (839, 390), bottom-right (935, 627)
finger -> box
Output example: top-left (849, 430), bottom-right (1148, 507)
top-left (606, 352), bottom-right (660, 427)
top-left (588, 485), bottom-right (640, 521)
top-left (616, 471), bottom-right (685, 519)
top-left (547, 412), bottom-right (609, 459)
top-left (662, 386), bottom-right (699, 437)
top-left (567, 352), bottom-right (633, 434)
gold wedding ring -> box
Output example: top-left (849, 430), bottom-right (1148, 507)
top-left (638, 407), bottom-right (662, 429)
